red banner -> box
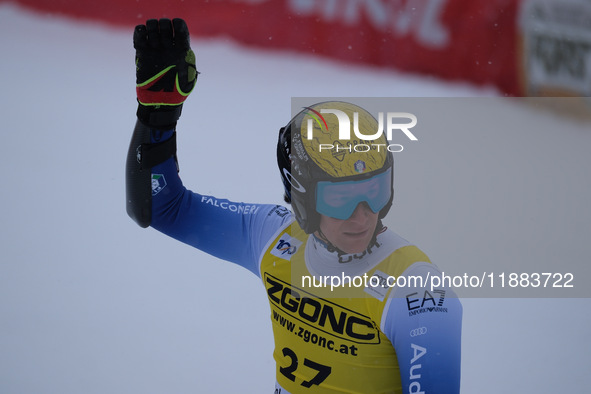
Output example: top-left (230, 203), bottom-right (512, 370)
top-left (8, 0), bottom-right (523, 95)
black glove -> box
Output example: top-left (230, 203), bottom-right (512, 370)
top-left (133, 18), bottom-right (197, 128)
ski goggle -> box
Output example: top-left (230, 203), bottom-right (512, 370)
top-left (315, 168), bottom-right (392, 220)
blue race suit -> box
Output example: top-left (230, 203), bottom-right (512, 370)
top-left (145, 129), bottom-right (462, 394)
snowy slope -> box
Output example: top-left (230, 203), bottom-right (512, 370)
top-left (1, 3), bottom-right (590, 393)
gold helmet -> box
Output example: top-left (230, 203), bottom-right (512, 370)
top-left (277, 101), bottom-right (394, 234)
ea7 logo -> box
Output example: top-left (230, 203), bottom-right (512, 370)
top-left (271, 233), bottom-right (303, 260)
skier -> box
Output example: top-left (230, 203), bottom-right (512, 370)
top-left (126, 18), bottom-right (462, 394)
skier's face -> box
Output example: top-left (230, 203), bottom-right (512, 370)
top-left (317, 202), bottom-right (379, 254)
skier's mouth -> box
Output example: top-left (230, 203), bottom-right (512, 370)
top-left (343, 229), bottom-right (369, 238)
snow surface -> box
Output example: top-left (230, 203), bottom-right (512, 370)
top-left (1, 3), bottom-right (590, 393)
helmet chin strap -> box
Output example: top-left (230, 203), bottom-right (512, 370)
top-left (314, 220), bottom-right (386, 261)
top-left (314, 228), bottom-right (343, 255)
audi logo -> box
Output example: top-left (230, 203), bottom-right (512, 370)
top-left (410, 327), bottom-right (427, 337)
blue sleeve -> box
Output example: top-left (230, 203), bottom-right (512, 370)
top-left (382, 264), bottom-right (462, 394)
top-left (147, 130), bottom-right (291, 277)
